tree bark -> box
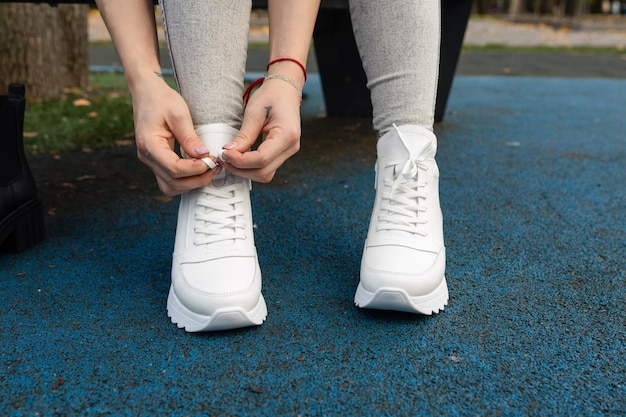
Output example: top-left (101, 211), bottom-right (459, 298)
top-left (0, 3), bottom-right (89, 99)
top-left (508, 0), bottom-right (525, 16)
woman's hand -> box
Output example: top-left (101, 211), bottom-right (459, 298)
top-left (219, 76), bottom-right (302, 183)
top-left (219, 0), bottom-right (321, 183)
top-left (96, 0), bottom-right (221, 196)
top-left (131, 76), bottom-right (220, 196)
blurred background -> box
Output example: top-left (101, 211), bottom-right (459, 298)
top-left (0, 1), bottom-right (624, 152)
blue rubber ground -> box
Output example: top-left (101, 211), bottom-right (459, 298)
top-left (1, 76), bottom-right (624, 416)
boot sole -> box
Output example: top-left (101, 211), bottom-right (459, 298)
top-left (0, 199), bottom-right (45, 253)
top-left (167, 286), bottom-right (267, 332)
top-left (354, 277), bottom-right (448, 315)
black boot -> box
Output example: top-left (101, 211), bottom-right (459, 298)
top-left (0, 83), bottom-right (45, 253)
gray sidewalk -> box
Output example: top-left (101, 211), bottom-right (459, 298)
top-left (89, 12), bottom-right (626, 79)
top-left (89, 10), bottom-right (626, 48)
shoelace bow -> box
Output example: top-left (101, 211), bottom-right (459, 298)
top-left (193, 182), bottom-right (247, 246)
top-left (377, 127), bottom-right (435, 236)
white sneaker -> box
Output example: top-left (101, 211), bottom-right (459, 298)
top-left (355, 124), bottom-right (448, 314)
top-left (168, 124), bottom-right (267, 331)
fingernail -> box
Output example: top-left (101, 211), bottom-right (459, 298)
top-left (222, 142), bottom-right (237, 150)
top-left (219, 151), bottom-right (229, 162)
top-left (195, 146), bottom-right (209, 155)
top-left (214, 165), bottom-right (223, 176)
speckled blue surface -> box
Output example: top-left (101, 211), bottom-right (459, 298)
top-left (1, 76), bottom-right (624, 416)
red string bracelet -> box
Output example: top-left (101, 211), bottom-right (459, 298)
top-left (266, 58), bottom-right (307, 82)
top-left (243, 58), bottom-right (307, 108)
top-left (242, 76), bottom-right (265, 109)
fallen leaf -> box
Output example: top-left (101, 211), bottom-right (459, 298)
top-left (248, 386), bottom-right (263, 394)
top-left (23, 131), bottom-right (38, 138)
top-left (115, 139), bottom-right (134, 147)
top-left (342, 123), bottom-right (361, 131)
top-left (75, 175), bottom-right (97, 181)
top-left (153, 195), bottom-right (173, 203)
top-left (73, 98), bottom-right (91, 107)
top-left (87, 111), bottom-right (98, 118)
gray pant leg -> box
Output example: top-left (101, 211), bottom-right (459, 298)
top-left (160, 0), bottom-right (251, 128)
top-left (348, 0), bottom-right (441, 136)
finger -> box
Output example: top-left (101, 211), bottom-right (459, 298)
top-left (223, 125), bottom-right (299, 169)
top-left (137, 138), bottom-right (212, 179)
top-left (156, 165), bottom-right (223, 196)
top-left (221, 137), bottom-right (292, 182)
top-left (166, 108), bottom-right (210, 159)
top-left (222, 161), bottom-right (278, 183)
top-left (223, 106), bottom-right (265, 155)
top-left (222, 146), bottom-right (283, 171)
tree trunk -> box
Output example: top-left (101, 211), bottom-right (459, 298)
top-left (508, 0), bottom-right (525, 16)
top-left (0, 3), bottom-right (89, 99)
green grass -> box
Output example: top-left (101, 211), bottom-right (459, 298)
top-left (23, 72), bottom-right (176, 153)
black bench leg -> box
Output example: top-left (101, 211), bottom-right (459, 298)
top-left (436, 0), bottom-right (473, 122)
top-left (313, 8), bottom-right (372, 118)
top-left (313, 0), bottom-right (473, 123)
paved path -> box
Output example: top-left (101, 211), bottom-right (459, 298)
top-left (3, 75), bottom-right (625, 417)
top-left (89, 11), bottom-right (626, 79)
top-left (89, 9), bottom-right (626, 47)
top-left (465, 16), bottom-right (626, 47)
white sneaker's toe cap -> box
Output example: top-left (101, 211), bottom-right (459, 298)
top-left (171, 256), bottom-right (262, 317)
top-left (360, 244), bottom-right (446, 297)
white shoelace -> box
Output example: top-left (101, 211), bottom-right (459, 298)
top-left (193, 179), bottom-right (247, 246)
top-left (377, 126), bottom-right (434, 237)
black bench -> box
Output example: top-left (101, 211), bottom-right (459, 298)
top-left (301, 0), bottom-right (473, 122)
top-left (2, 0), bottom-right (472, 122)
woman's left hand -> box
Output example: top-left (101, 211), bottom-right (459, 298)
top-left (219, 76), bottom-right (303, 183)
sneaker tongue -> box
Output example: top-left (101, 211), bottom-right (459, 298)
top-left (376, 125), bottom-right (436, 239)
top-left (195, 124), bottom-right (240, 180)
top-left (377, 125), bottom-right (437, 161)
top-left (377, 134), bottom-right (409, 160)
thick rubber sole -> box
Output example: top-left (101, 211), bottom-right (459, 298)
top-left (167, 286), bottom-right (267, 332)
top-left (354, 277), bottom-right (448, 315)
top-left (0, 199), bottom-right (45, 253)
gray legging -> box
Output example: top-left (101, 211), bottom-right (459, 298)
top-left (160, 0), bottom-right (440, 137)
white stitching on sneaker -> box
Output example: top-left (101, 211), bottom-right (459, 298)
top-left (193, 176), bottom-right (247, 246)
top-left (376, 125), bottom-right (433, 237)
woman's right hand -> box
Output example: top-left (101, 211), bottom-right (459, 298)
top-left (95, 0), bottom-right (214, 195)
top-left (130, 76), bottom-right (220, 196)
